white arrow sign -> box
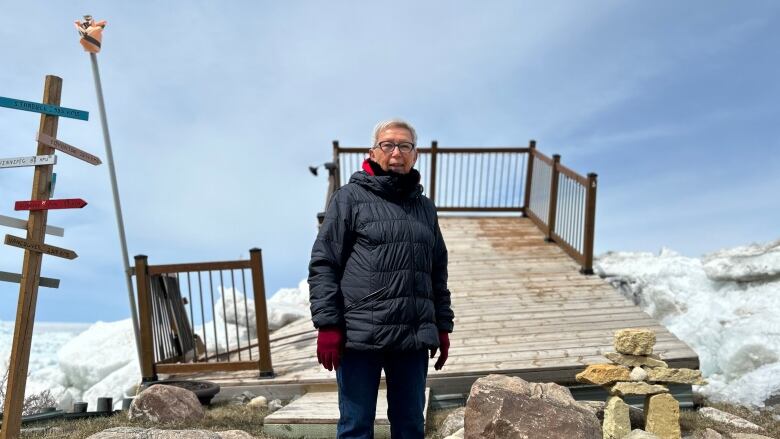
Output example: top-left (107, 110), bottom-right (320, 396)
top-left (0, 155), bottom-right (57, 169)
top-left (0, 214), bottom-right (65, 237)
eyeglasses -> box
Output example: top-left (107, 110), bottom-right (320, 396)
top-left (374, 141), bottom-right (415, 154)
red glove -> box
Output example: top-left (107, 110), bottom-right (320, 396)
top-left (430, 331), bottom-right (450, 370)
top-left (317, 327), bottom-right (344, 371)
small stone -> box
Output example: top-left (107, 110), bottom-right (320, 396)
top-left (698, 407), bottom-right (764, 432)
top-left (218, 431), bottom-right (256, 439)
top-left (615, 329), bottom-right (656, 355)
top-left (247, 396), bottom-right (267, 409)
top-left (610, 382), bottom-right (669, 397)
top-left (645, 393), bottom-right (680, 439)
top-left (693, 428), bottom-right (723, 439)
top-left (576, 364), bottom-right (631, 385)
top-left (231, 390), bottom-right (256, 404)
top-left (625, 430), bottom-right (660, 439)
top-left (268, 399), bottom-right (284, 413)
top-left (729, 434), bottom-right (775, 439)
top-left (439, 407), bottom-right (465, 437)
top-left (603, 396), bottom-right (631, 439)
top-left (128, 384), bottom-right (204, 423)
top-left (443, 427), bottom-right (464, 439)
top-left (630, 367), bottom-right (648, 382)
top-left (606, 352), bottom-right (668, 368)
top-left (645, 367), bottom-right (706, 385)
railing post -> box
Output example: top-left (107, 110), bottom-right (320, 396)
top-left (581, 173), bottom-right (598, 275)
top-left (429, 140), bottom-right (438, 204)
top-left (134, 254), bottom-right (158, 383)
top-left (332, 140), bottom-right (341, 189)
top-left (522, 140), bottom-right (536, 216)
top-left (546, 154), bottom-right (561, 242)
top-left (249, 248), bottom-right (274, 377)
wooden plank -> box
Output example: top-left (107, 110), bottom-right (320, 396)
top-left (0, 270), bottom-right (59, 288)
top-left (0, 95), bottom-right (88, 120)
top-left (0, 155), bottom-right (57, 168)
top-left (0, 214), bottom-right (64, 237)
top-left (156, 360), bottom-right (259, 374)
top-left (35, 132), bottom-right (101, 165)
top-left (4, 234), bottom-right (77, 259)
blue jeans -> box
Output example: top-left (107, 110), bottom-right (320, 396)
top-left (336, 349), bottom-right (428, 439)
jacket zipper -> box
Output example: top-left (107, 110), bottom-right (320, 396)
top-left (406, 198), bottom-right (419, 347)
top-left (345, 286), bottom-right (387, 312)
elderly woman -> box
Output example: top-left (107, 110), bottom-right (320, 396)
top-left (308, 119), bottom-right (454, 438)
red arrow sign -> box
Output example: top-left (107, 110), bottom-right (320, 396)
top-left (15, 198), bottom-right (87, 211)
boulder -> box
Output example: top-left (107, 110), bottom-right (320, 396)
top-left (440, 407), bottom-right (465, 437)
top-left (625, 430), bottom-right (659, 439)
top-left (576, 364), bottom-right (631, 385)
top-left (644, 393), bottom-right (680, 439)
top-left (693, 428), bottom-right (723, 439)
top-left (615, 329), bottom-right (656, 355)
top-left (85, 428), bottom-right (255, 438)
top-left (128, 384), bottom-right (204, 423)
top-left (606, 352), bottom-right (668, 368)
top-left (464, 374), bottom-right (601, 439)
top-left (644, 367), bottom-right (705, 385)
top-left (603, 396), bottom-right (631, 439)
top-left (610, 382), bottom-right (668, 397)
top-left (698, 407), bottom-right (764, 433)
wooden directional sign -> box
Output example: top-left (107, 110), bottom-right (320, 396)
top-left (15, 198), bottom-right (87, 211)
top-left (0, 271), bottom-right (59, 289)
top-left (0, 96), bottom-right (89, 121)
top-left (0, 214), bottom-right (64, 237)
top-left (4, 234), bottom-right (78, 260)
top-left (0, 155), bottom-right (57, 169)
top-left (36, 132), bottom-right (101, 165)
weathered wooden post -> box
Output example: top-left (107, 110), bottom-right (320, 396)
top-left (133, 254), bottom-right (158, 383)
top-left (522, 140), bottom-right (536, 216)
top-left (581, 173), bottom-right (598, 275)
top-left (0, 75), bottom-right (93, 439)
top-left (249, 248), bottom-right (274, 377)
top-left (546, 154), bottom-right (561, 242)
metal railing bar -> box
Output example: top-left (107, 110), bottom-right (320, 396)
top-left (209, 270), bottom-right (219, 359)
top-left (230, 269), bottom-right (241, 361)
top-left (241, 268), bottom-right (252, 361)
top-left (219, 270), bottom-right (229, 364)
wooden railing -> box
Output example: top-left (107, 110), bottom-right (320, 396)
top-left (322, 140), bottom-right (598, 274)
top-left (133, 248), bottom-right (273, 382)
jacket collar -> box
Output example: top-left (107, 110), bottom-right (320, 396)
top-left (350, 159), bottom-right (423, 200)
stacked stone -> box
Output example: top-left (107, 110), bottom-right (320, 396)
top-left (576, 328), bottom-right (706, 439)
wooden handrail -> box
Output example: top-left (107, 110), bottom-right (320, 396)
top-left (147, 260), bottom-right (251, 274)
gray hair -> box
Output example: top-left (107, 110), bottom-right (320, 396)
top-left (371, 118), bottom-right (418, 147)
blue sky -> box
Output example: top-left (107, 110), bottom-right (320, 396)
top-left (0, 2), bottom-right (778, 322)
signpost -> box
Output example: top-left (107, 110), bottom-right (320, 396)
top-left (36, 132), bottom-right (102, 165)
top-left (0, 214), bottom-right (65, 237)
top-left (0, 155), bottom-right (57, 168)
top-left (4, 234), bottom-right (78, 260)
top-left (0, 76), bottom-right (96, 439)
top-left (14, 198), bottom-right (88, 211)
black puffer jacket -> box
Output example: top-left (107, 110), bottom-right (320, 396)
top-left (308, 165), bottom-right (454, 351)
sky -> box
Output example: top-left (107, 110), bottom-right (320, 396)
top-left (0, 1), bottom-right (778, 323)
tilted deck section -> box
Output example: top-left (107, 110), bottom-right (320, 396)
top-left (168, 216), bottom-right (698, 399)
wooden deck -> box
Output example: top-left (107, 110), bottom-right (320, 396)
top-left (168, 216), bottom-right (698, 399)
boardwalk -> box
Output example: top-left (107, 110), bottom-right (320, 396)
top-left (169, 216), bottom-right (698, 397)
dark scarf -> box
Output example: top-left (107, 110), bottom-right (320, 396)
top-left (361, 159), bottom-right (421, 198)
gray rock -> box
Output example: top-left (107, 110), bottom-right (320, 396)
top-left (85, 428), bottom-right (255, 438)
top-left (231, 390), bottom-right (256, 404)
top-left (464, 374), bottom-right (601, 439)
top-left (268, 398), bottom-right (284, 413)
top-left (729, 434), bottom-right (776, 439)
top-left (692, 428), bottom-right (723, 439)
top-left (698, 407), bottom-right (764, 432)
top-left (128, 384), bottom-right (204, 423)
top-left (625, 430), bottom-right (660, 439)
top-left (440, 407), bottom-right (465, 437)
top-left (443, 427), bottom-right (464, 439)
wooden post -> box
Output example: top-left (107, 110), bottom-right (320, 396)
top-left (522, 140), bottom-right (536, 216)
top-left (249, 248), bottom-right (274, 377)
top-left (545, 154), bottom-right (561, 242)
top-left (332, 140), bottom-right (341, 189)
top-left (1, 76), bottom-right (61, 439)
top-left (133, 254), bottom-right (158, 382)
top-left (581, 173), bottom-right (598, 275)
top-left (429, 140), bottom-right (438, 204)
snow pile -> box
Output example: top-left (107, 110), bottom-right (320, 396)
top-left (0, 280), bottom-right (311, 411)
top-left (595, 239), bottom-right (780, 407)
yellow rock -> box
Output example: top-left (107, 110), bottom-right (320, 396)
top-left (605, 352), bottom-right (668, 368)
top-left (603, 396), bottom-right (631, 439)
top-left (614, 329), bottom-right (656, 355)
top-left (644, 367), bottom-right (706, 385)
top-left (645, 393), bottom-right (681, 439)
top-left (576, 364), bottom-right (631, 385)
top-left (609, 382), bottom-right (668, 397)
